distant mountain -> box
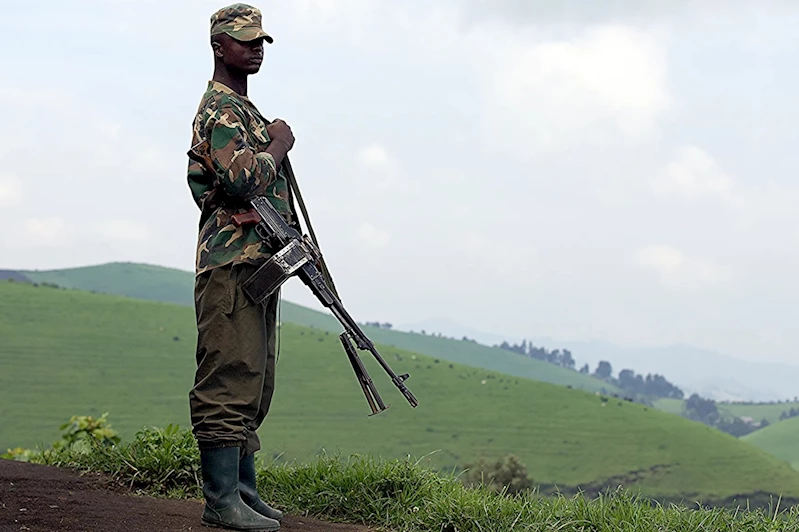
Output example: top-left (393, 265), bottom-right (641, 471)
top-left (0, 270), bottom-right (30, 282)
top-left (390, 319), bottom-right (799, 403)
top-left (533, 339), bottom-right (799, 403)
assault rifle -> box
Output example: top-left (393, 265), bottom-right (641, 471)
top-left (188, 140), bottom-right (418, 415)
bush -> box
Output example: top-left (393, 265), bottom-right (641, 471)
top-left (38, 423), bottom-right (201, 498)
top-left (461, 454), bottom-right (533, 495)
top-left (2, 412), bottom-right (120, 461)
top-left (54, 412), bottom-right (121, 452)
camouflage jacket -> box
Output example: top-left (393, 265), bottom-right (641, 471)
top-left (187, 80), bottom-right (294, 275)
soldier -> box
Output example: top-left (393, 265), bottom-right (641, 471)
top-left (185, 3), bottom-right (295, 530)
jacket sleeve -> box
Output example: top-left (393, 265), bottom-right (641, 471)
top-left (206, 105), bottom-right (277, 200)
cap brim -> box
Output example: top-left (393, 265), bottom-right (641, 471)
top-left (227, 27), bottom-right (273, 44)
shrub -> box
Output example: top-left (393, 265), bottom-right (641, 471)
top-left (2, 412), bottom-right (120, 461)
top-left (461, 454), bottom-right (534, 495)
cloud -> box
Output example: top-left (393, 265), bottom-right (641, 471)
top-left (24, 218), bottom-right (73, 245)
top-left (0, 85), bottom-right (171, 186)
top-left (0, 176), bottom-right (22, 207)
top-left (484, 24), bottom-right (671, 154)
top-left (96, 220), bottom-right (152, 242)
top-left (650, 146), bottom-right (799, 232)
top-left (633, 245), bottom-right (734, 290)
top-left (651, 146), bottom-right (744, 209)
top-left (354, 222), bottom-right (391, 248)
top-left (351, 143), bottom-right (420, 198)
top-left (356, 144), bottom-right (394, 174)
top-left (457, 0), bottom-right (798, 27)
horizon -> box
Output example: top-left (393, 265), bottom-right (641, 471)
top-left (11, 258), bottom-right (799, 380)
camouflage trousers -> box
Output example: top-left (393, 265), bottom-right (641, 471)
top-left (189, 261), bottom-right (279, 455)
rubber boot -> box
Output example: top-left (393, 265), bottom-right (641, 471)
top-left (200, 446), bottom-right (281, 531)
top-left (239, 453), bottom-right (283, 522)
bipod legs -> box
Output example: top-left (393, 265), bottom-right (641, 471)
top-left (339, 332), bottom-right (388, 415)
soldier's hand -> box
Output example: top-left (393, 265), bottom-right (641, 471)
top-left (267, 119), bottom-right (295, 151)
top-left (265, 119), bottom-right (295, 166)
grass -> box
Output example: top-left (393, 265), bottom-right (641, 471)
top-left (22, 262), bottom-right (196, 307)
top-left (742, 417), bottom-right (799, 471)
top-left (4, 280), bottom-right (799, 506)
top-left (27, 425), bottom-right (799, 532)
top-left (653, 398), bottom-right (684, 416)
top-left (653, 398), bottom-right (799, 425)
top-left (721, 402), bottom-right (799, 425)
top-left (21, 261), bottom-right (619, 394)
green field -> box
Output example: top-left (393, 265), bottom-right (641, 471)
top-left (722, 402), bottom-right (799, 424)
top-left (742, 417), bottom-right (799, 470)
top-left (23, 262), bottom-right (195, 306)
top-left (23, 262), bottom-right (619, 394)
top-left (653, 398), bottom-right (684, 416)
top-left (3, 280), bottom-right (799, 507)
top-left (654, 398), bottom-right (799, 425)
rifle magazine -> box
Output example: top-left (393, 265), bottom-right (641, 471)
top-left (242, 240), bottom-right (310, 305)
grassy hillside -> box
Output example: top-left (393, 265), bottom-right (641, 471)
top-left (22, 262), bottom-right (619, 394)
top-left (3, 281), bottom-right (799, 506)
top-left (742, 417), bottom-right (799, 470)
top-left (722, 402), bottom-right (799, 424)
top-left (653, 398), bottom-right (683, 416)
top-left (654, 398), bottom-right (799, 425)
top-left (23, 262), bottom-right (195, 307)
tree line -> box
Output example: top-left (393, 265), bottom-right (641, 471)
top-left (681, 393), bottom-right (769, 437)
top-left (495, 340), bottom-right (684, 401)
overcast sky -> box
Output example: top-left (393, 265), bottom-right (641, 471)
top-left (1, 0), bottom-right (798, 365)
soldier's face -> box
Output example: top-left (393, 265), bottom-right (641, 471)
top-left (215, 34), bottom-right (265, 74)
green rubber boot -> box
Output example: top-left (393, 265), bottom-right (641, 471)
top-left (239, 453), bottom-right (283, 522)
top-left (200, 447), bottom-right (281, 531)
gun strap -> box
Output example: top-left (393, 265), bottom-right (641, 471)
top-left (282, 155), bottom-right (341, 300)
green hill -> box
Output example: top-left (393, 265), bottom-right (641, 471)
top-left (722, 402), bottom-right (799, 424)
top-left (653, 398), bottom-right (684, 416)
top-left (23, 262), bottom-right (195, 306)
top-left (742, 417), bottom-right (799, 470)
top-left (21, 262), bottom-right (618, 394)
top-left (654, 398), bottom-right (799, 425)
top-left (3, 280), bottom-right (799, 507)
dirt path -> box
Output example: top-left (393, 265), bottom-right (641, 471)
top-left (0, 459), bottom-right (376, 532)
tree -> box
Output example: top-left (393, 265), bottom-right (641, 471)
top-left (683, 394), bottom-right (720, 426)
top-left (594, 361), bottom-right (613, 380)
top-left (462, 454), bottom-right (533, 495)
top-left (559, 349), bottom-right (576, 370)
top-left (618, 369), bottom-right (637, 391)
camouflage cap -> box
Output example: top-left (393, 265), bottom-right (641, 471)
top-left (210, 3), bottom-right (273, 44)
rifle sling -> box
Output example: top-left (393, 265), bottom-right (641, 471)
top-left (281, 155), bottom-right (341, 300)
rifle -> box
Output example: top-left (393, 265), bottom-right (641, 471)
top-left (187, 140), bottom-right (418, 415)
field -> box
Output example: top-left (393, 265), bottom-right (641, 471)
top-left (653, 398), bottom-right (683, 416)
top-left (23, 262), bottom-right (619, 394)
top-left (654, 398), bottom-right (799, 424)
top-left (742, 416), bottom-right (799, 470)
top-left (3, 280), bottom-right (799, 507)
top-left (722, 401), bottom-right (799, 424)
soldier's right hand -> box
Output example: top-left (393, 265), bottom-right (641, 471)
top-left (265, 119), bottom-right (295, 167)
top-left (267, 119), bottom-right (295, 151)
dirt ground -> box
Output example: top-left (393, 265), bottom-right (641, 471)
top-left (0, 459), bottom-right (376, 532)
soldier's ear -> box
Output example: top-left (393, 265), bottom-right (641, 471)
top-left (211, 36), bottom-right (224, 58)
